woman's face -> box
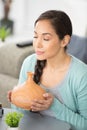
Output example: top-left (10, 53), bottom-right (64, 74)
top-left (33, 20), bottom-right (64, 60)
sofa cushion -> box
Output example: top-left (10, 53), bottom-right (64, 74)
top-left (67, 35), bottom-right (87, 64)
top-left (0, 43), bottom-right (34, 78)
top-left (0, 73), bottom-right (18, 108)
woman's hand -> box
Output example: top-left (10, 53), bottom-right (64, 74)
top-left (7, 84), bottom-right (23, 103)
top-left (7, 90), bottom-right (12, 102)
top-left (31, 93), bottom-right (54, 111)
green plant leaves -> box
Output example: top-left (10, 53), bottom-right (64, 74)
top-left (0, 26), bottom-right (10, 41)
top-left (5, 111), bottom-right (23, 127)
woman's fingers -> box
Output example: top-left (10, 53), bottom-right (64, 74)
top-left (31, 93), bottom-right (54, 111)
top-left (7, 90), bottom-right (12, 102)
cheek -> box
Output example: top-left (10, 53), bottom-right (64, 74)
top-left (47, 43), bottom-right (60, 53)
top-left (33, 42), bottom-right (36, 50)
top-left (44, 44), bottom-right (60, 58)
top-left (33, 43), bottom-right (35, 48)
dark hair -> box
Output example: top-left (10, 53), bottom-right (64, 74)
top-left (33, 10), bottom-right (72, 83)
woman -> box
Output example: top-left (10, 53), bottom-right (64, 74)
top-left (8, 10), bottom-right (87, 130)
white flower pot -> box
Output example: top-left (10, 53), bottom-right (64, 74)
top-left (7, 126), bottom-right (19, 130)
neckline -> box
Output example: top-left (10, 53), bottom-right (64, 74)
top-left (40, 56), bottom-right (73, 90)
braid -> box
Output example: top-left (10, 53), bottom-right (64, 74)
top-left (33, 60), bottom-right (46, 84)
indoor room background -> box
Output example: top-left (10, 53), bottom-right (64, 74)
top-left (0, 0), bottom-right (87, 42)
top-left (0, 0), bottom-right (87, 109)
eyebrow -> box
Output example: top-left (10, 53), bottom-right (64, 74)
top-left (42, 33), bottom-right (52, 36)
top-left (34, 31), bottom-right (52, 36)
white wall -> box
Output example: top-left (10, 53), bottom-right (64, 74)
top-left (0, 0), bottom-right (87, 37)
top-left (27, 0), bottom-right (87, 37)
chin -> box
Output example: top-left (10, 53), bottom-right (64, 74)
top-left (36, 55), bottom-right (46, 61)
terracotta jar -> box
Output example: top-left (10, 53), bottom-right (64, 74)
top-left (11, 72), bottom-right (46, 110)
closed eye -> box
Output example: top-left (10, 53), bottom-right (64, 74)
top-left (43, 38), bottom-right (50, 41)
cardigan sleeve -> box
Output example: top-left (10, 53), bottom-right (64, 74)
top-left (18, 54), bottom-right (36, 84)
top-left (50, 72), bottom-right (87, 130)
top-left (11, 54), bottom-right (36, 111)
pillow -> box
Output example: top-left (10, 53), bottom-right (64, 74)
top-left (67, 35), bottom-right (87, 64)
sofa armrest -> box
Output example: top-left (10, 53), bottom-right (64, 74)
top-left (0, 43), bottom-right (34, 78)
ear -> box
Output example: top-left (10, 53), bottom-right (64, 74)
top-left (61, 35), bottom-right (71, 47)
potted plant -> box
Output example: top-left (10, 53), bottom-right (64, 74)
top-left (5, 111), bottom-right (23, 130)
top-left (0, 26), bottom-right (10, 42)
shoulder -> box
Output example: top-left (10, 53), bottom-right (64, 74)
top-left (23, 53), bottom-right (37, 64)
top-left (71, 56), bottom-right (87, 74)
top-left (69, 56), bottom-right (87, 84)
top-left (18, 54), bottom-right (37, 84)
top-left (21, 53), bottom-right (37, 72)
top-left (69, 56), bottom-right (87, 89)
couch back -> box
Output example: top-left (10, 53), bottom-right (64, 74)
top-left (0, 43), bottom-right (34, 78)
top-left (0, 35), bottom-right (87, 79)
top-left (67, 35), bottom-right (87, 64)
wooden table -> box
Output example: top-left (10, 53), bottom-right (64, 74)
top-left (0, 108), bottom-right (72, 130)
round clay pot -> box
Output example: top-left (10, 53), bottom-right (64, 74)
top-left (11, 72), bottom-right (45, 110)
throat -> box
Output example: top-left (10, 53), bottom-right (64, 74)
top-left (41, 66), bottom-right (69, 88)
top-left (41, 56), bottom-right (71, 88)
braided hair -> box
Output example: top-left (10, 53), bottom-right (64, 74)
top-left (33, 60), bottom-right (46, 84)
top-left (33, 10), bottom-right (72, 84)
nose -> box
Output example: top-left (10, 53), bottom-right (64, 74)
top-left (33, 38), bottom-right (43, 48)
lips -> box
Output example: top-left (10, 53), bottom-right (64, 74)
top-left (36, 51), bottom-right (44, 55)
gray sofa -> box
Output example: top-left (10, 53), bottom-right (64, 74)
top-left (0, 43), bottom-right (34, 108)
top-left (0, 35), bottom-right (87, 108)
top-left (67, 35), bottom-right (87, 64)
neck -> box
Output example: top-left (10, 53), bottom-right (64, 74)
top-left (46, 53), bottom-right (71, 71)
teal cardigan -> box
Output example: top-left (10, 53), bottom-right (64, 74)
top-left (12, 54), bottom-right (87, 130)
